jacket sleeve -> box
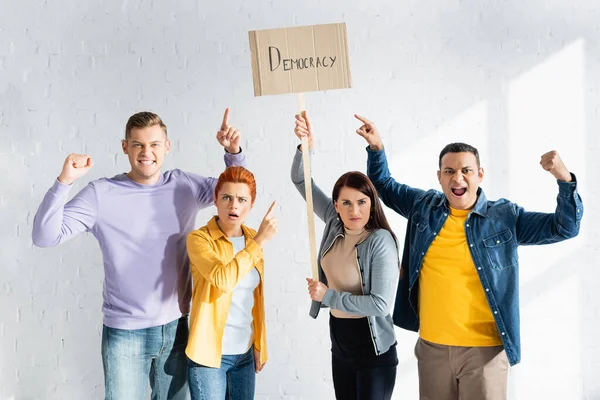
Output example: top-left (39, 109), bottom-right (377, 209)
top-left (290, 147), bottom-right (337, 223)
top-left (515, 173), bottom-right (583, 245)
top-left (321, 231), bottom-right (399, 317)
top-left (187, 230), bottom-right (263, 293)
top-left (32, 180), bottom-right (98, 247)
top-left (366, 146), bottom-right (426, 219)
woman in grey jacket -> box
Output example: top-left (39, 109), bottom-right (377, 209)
top-left (291, 111), bottom-right (400, 400)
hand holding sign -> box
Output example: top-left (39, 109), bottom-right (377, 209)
top-left (249, 23), bottom-right (352, 318)
top-left (294, 111), bottom-right (315, 151)
top-left (306, 278), bottom-right (328, 302)
top-left (216, 108), bottom-right (241, 154)
top-left (354, 114), bottom-right (383, 151)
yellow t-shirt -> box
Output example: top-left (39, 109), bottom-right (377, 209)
top-left (418, 207), bottom-right (502, 346)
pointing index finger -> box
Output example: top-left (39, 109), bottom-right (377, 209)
top-left (264, 201), bottom-right (276, 218)
top-left (221, 108), bottom-right (230, 130)
top-left (354, 114), bottom-right (373, 127)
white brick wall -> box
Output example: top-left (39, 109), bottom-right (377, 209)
top-left (1, 0), bottom-right (599, 399)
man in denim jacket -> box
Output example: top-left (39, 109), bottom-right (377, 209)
top-left (354, 115), bottom-right (583, 400)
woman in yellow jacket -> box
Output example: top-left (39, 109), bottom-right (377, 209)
top-left (186, 166), bottom-right (278, 400)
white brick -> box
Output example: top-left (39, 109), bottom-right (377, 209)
top-left (1, 1), bottom-right (599, 399)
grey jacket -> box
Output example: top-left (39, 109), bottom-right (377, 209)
top-left (291, 148), bottom-right (399, 355)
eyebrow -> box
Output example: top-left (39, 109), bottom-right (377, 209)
top-left (222, 193), bottom-right (247, 199)
top-left (443, 166), bottom-right (475, 170)
top-left (132, 140), bottom-right (162, 144)
top-left (341, 197), bottom-right (368, 202)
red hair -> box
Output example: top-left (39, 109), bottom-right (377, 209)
top-left (214, 166), bottom-right (257, 205)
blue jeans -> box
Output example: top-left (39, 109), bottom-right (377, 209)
top-left (187, 346), bottom-right (255, 400)
top-left (101, 316), bottom-right (189, 400)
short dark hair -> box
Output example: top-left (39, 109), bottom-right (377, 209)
top-left (125, 112), bottom-right (167, 139)
top-left (439, 142), bottom-right (480, 169)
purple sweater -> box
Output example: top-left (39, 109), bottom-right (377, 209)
top-left (32, 152), bottom-right (246, 329)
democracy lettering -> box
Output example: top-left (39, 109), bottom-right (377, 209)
top-left (268, 46), bottom-right (337, 72)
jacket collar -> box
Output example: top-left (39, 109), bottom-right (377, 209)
top-left (207, 216), bottom-right (254, 240)
top-left (434, 187), bottom-right (489, 217)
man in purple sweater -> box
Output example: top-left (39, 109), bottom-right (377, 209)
top-left (32, 109), bottom-right (245, 400)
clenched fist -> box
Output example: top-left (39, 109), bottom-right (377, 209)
top-left (540, 151), bottom-right (571, 182)
top-left (58, 154), bottom-right (94, 185)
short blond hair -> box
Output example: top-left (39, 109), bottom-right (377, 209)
top-left (125, 112), bottom-right (167, 139)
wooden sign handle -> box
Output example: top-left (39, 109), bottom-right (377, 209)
top-left (297, 93), bottom-right (319, 281)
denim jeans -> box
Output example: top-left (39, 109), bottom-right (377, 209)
top-left (187, 346), bottom-right (255, 400)
top-left (101, 316), bottom-right (189, 400)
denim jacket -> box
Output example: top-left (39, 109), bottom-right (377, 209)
top-left (366, 147), bottom-right (583, 366)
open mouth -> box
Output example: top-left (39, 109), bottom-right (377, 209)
top-left (451, 187), bottom-right (467, 197)
top-left (228, 213), bottom-right (239, 219)
top-left (138, 160), bottom-right (155, 166)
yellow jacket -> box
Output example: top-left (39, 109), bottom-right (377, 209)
top-left (185, 216), bottom-right (267, 368)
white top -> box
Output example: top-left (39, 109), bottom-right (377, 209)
top-left (221, 235), bottom-right (260, 355)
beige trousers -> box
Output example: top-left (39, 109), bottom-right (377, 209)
top-left (415, 338), bottom-right (509, 400)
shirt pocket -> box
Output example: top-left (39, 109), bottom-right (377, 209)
top-left (409, 214), bottom-right (428, 251)
top-left (482, 229), bottom-right (517, 271)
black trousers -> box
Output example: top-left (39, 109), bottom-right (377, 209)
top-left (330, 314), bottom-right (397, 400)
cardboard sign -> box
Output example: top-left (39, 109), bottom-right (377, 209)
top-left (248, 23), bottom-right (352, 96)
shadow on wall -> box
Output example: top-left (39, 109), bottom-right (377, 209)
top-left (387, 31), bottom-right (599, 400)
